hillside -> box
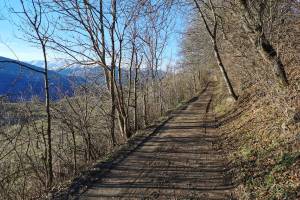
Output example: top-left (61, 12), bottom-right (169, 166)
top-left (0, 56), bottom-right (83, 101)
top-left (0, 0), bottom-right (299, 200)
top-left (213, 79), bottom-right (300, 199)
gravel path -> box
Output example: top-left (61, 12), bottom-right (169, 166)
top-left (78, 86), bottom-right (234, 200)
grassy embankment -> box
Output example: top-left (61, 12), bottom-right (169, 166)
top-left (213, 80), bottom-right (300, 200)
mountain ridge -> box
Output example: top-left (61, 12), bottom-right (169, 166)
top-left (0, 56), bottom-right (82, 101)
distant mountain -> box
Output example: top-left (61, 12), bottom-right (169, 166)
top-left (29, 59), bottom-right (166, 80)
top-left (28, 59), bottom-right (167, 90)
top-left (28, 59), bottom-right (106, 82)
top-left (29, 59), bottom-right (131, 85)
top-left (28, 59), bottom-right (86, 71)
top-left (0, 56), bottom-right (83, 101)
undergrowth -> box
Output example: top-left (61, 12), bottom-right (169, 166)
top-left (214, 80), bottom-right (300, 200)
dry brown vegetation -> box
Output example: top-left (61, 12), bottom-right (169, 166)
top-left (184, 0), bottom-right (300, 199)
top-left (0, 0), bottom-right (299, 199)
top-left (0, 70), bottom-right (205, 200)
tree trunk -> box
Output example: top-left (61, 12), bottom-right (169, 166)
top-left (117, 113), bottom-right (130, 138)
top-left (193, 0), bottom-right (238, 100)
top-left (212, 42), bottom-right (238, 100)
top-left (109, 0), bottom-right (117, 146)
top-left (159, 84), bottom-right (163, 116)
top-left (257, 35), bottom-right (289, 86)
top-left (133, 66), bottom-right (138, 131)
top-left (70, 129), bottom-right (77, 175)
top-left (126, 44), bottom-right (135, 131)
top-left (143, 88), bottom-right (148, 126)
top-left (43, 46), bottom-right (53, 188)
top-left (110, 70), bottom-right (117, 146)
top-left (237, 0), bottom-right (289, 86)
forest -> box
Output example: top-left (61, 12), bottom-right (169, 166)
top-left (0, 0), bottom-right (299, 199)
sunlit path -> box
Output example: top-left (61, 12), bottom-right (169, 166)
top-left (78, 84), bottom-right (234, 200)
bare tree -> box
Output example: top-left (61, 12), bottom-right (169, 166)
top-left (133, 50), bottom-right (143, 131)
top-left (16, 0), bottom-right (54, 188)
top-left (48, 0), bottom-right (149, 141)
top-left (235, 0), bottom-right (289, 86)
top-left (193, 0), bottom-right (238, 100)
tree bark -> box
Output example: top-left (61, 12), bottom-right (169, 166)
top-left (133, 66), bottom-right (138, 131)
top-left (110, 71), bottom-right (117, 146)
top-left (237, 0), bottom-right (289, 86)
top-left (257, 34), bottom-right (289, 86)
top-left (143, 88), bottom-right (148, 126)
top-left (212, 42), bottom-right (238, 100)
top-left (126, 44), bottom-right (135, 132)
top-left (110, 0), bottom-right (117, 146)
top-left (193, 0), bottom-right (238, 100)
top-left (70, 129), bottom-right (77, 175)
top-left (42, 45), bottom-right (53, 188)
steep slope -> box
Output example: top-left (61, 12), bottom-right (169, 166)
top-left (213, 82), bottom-right (300, 199)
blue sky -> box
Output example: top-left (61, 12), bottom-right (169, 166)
top-left (0, 0), bottom-right (187, 64)
top-left (0, 0), bottom-right (42, 61)
top-left (0, 0), bottom-right (58, 61)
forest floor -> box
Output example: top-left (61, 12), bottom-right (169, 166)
top-left (75, 84), bottom-right (235, 200)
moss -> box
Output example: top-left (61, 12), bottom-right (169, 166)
top-left (278, 153), bottom-right (299, 169)
top-left (240, 146), bottom-right (255, 160)
top-left (214, 97), bottom-right (235, 116)
top-left (176, 102), bottom-right (183, 109)
top-left (264, 173), bottom-right (276, 188)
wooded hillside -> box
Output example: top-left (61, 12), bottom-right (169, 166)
top-left (0, 0), bottom-right (299, 199)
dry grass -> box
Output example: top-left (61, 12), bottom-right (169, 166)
top-left (215, 77), bottom-right (300, 199)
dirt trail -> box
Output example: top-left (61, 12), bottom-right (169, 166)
top-left (78, 85), bottom-right (234, 200)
